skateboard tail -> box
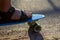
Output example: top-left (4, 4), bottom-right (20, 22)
top-left (28, 14), bottom-right (45, 22)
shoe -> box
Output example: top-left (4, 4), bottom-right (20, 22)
top-left (0, 7), bottom-right (32, 23)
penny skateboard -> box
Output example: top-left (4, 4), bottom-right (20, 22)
top-left (0, 14), bottom-right (45, 32)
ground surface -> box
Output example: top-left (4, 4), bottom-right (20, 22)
top-left (0, 0), bottom-right (60, 40)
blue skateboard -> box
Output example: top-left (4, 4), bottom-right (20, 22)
top-left (0, 14), bottom-right (45, 32)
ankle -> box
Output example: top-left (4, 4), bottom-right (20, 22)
top-left (0, 0), bottom-right (11, 12)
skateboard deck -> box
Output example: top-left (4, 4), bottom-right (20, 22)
top-left (0, 14), bottom-right (45, 26)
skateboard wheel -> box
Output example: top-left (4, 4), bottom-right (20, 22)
top-left (34, 25), bottom-right (41, 32)
top-left (28, 21), bottom-right (41, 33)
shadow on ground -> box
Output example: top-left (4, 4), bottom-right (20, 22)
top-left (33, 0), bottom-right (60, 15)
top-left (47, 0), bottom-right (60, 11)
top-left (28, 27), bottom-right (44, 40)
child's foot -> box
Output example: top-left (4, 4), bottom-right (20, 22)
top-left (0, 7), bottom-right (32, 22)
top-left (11, 10), bottom-right (32, 21)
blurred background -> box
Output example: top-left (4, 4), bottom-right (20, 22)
top-left (11, 0), bottom-right (60, 12)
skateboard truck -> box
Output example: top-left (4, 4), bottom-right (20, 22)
top-left (28, 21), bottom-right (41, 33)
